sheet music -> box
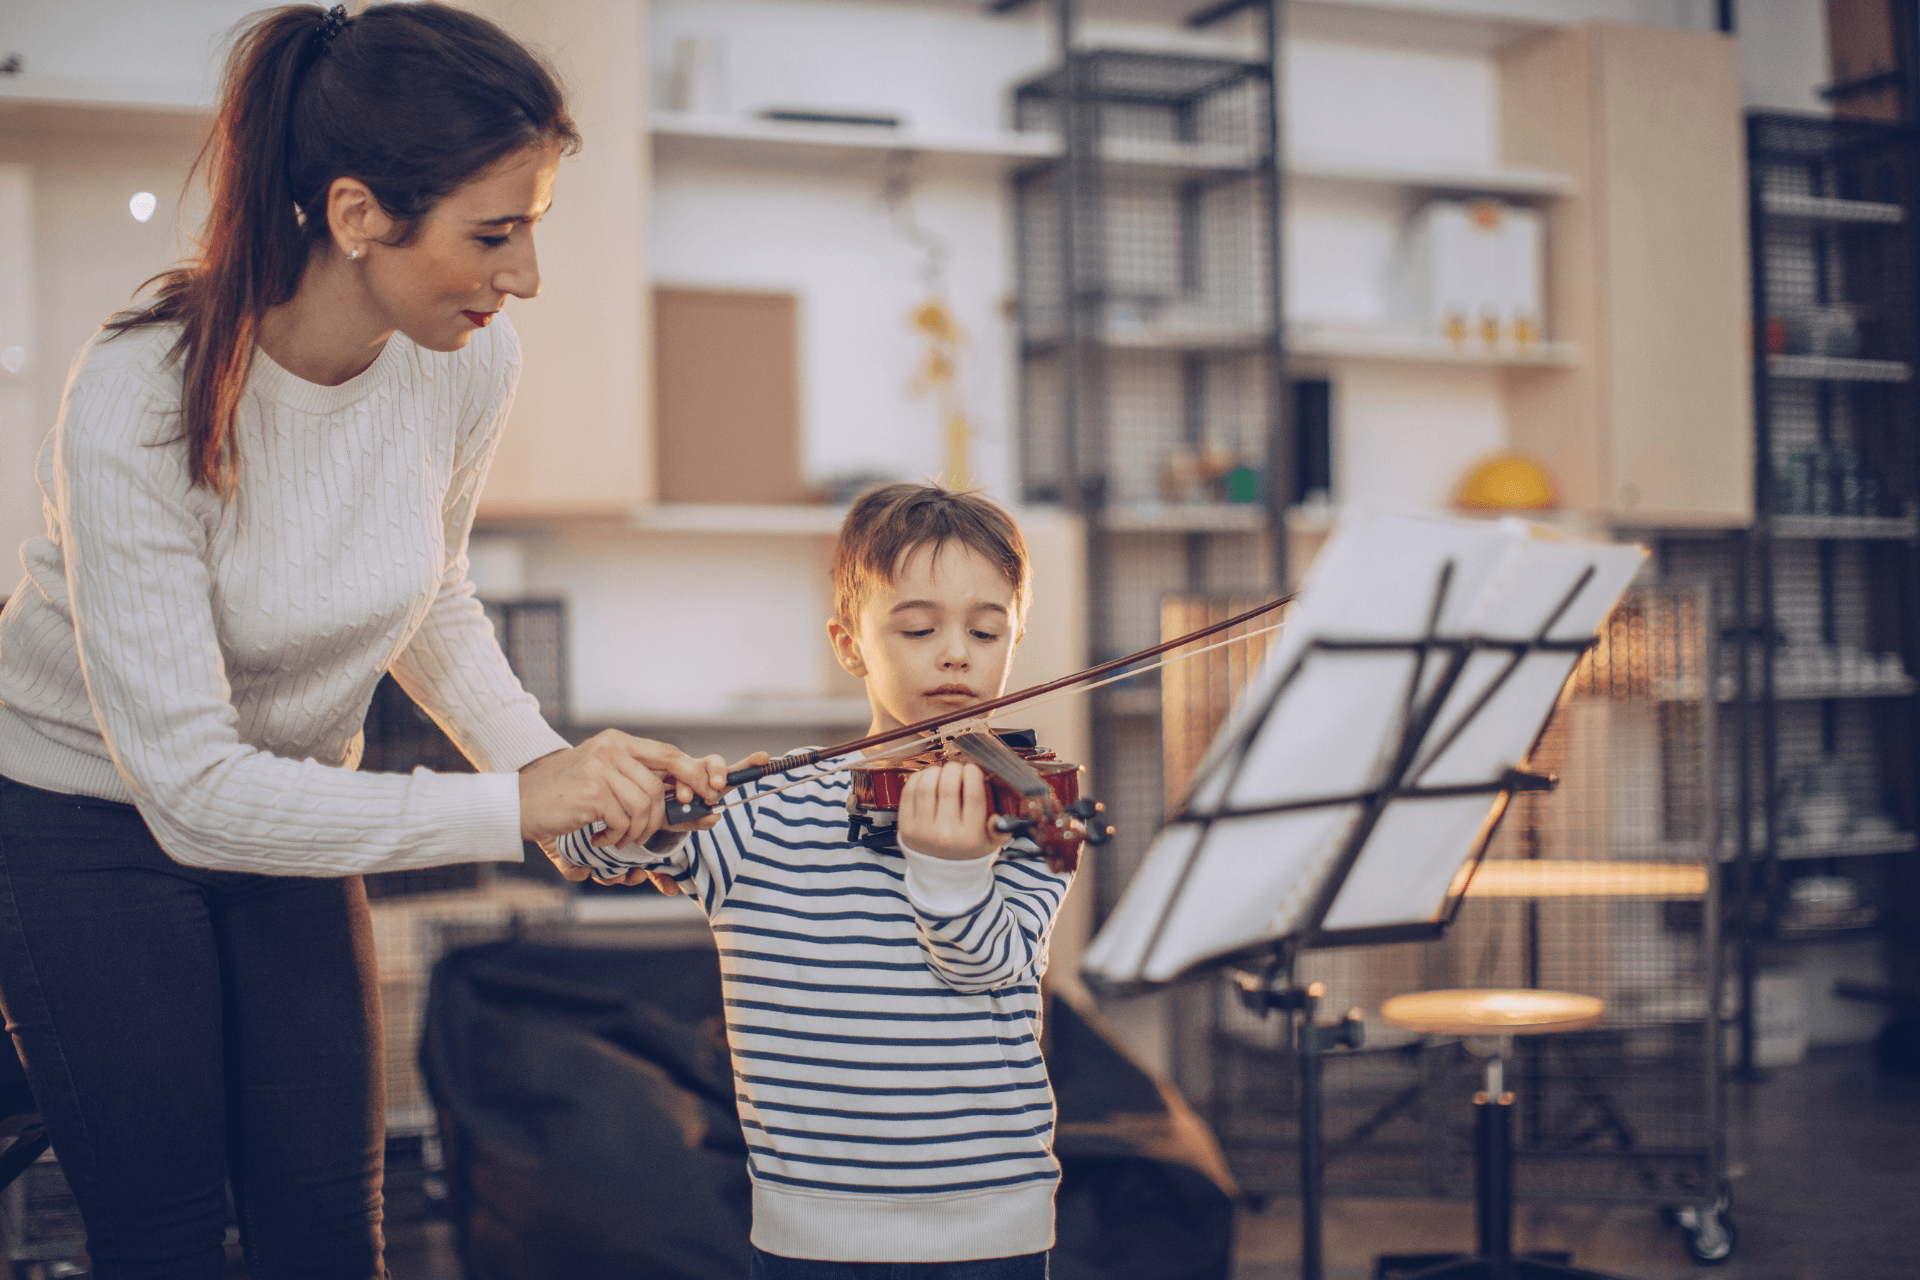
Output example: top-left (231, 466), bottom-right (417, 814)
top-left (1084, 511), bottom-right (1645, 987)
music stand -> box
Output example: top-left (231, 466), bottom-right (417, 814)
top-left (1083, 511), bottom-right (1645, 1280)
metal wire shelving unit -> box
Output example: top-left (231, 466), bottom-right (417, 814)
top-left (1004, 0), bottom-right (1290, 922)
top-left (1655, 112), bottom-right (1920, 1075)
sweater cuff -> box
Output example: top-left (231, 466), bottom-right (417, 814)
top-left (468, 707), bottom-right (571, 775)
top-left (421, 771), bottom-right (527, 863)
top-left (902, 845), bottom-right (997, 918)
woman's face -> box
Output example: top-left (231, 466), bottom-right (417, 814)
top-left (347, 140), bottom-right (563, 353)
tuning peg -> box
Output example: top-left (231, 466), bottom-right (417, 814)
top-left (1071, 798), bottom-right (1113, 846)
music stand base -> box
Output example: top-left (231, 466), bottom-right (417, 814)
top-left (1374, 1255), bottom-right (1620, 1280)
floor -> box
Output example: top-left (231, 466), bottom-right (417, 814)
top-left (1232, 1046), bottom-right (1920, 1280)
top-left (86, 1045), bottom-right (1920, 1280)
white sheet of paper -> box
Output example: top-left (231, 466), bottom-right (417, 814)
top-left (1084, 510), bottom-right (1645, 986)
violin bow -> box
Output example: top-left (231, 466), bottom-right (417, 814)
top-left (663, 593), bottom-right (1293, 824)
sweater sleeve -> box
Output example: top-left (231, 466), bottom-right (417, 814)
top-left (387, 318), bottom-right (570, 774)
top-left (554, 802), bottom-right (752, 917)
top-left (53, 364), bottom-right (527, 877)
top-left (902, 844), bottom-right (1071, 994)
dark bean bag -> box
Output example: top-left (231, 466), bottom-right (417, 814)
top-left (422, 939), bottom-right (1234, 1280)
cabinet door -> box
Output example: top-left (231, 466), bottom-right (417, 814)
top-left (1501, 24), bottom-right (1752, 525)
top-left (655, 288), bottom-right (809, 505)
top-left (472, 0), bottom-right (649, 517)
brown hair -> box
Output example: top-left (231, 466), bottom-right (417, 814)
top-left (832, 483), bottom-right (1031, 634)
top-left (106, 3), bottom-right (579, 494)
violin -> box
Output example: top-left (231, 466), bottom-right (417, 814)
top-left (847, 728), bottom-right (1110, 873)
top-left (660, 596), bottom-right (1293, 866)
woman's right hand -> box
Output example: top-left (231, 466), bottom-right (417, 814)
top-left (517, 730), bottom-right (726, 851)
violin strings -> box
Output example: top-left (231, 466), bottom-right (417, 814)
top-left (682, 621), bottom-right (1285, 819)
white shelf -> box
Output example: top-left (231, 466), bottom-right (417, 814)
top-left (1773, 830), bottom-right (1918, 861)
top-left (627, 503), bottom-right (847, 535)
top-left (1771, 513), bottom-right (1919, 540)
top-left (1291, 151), bottom-right (1575, 198)
top-left (1760, 192), bottom-right (1905, 225)
top-left (0, 73), bottom-right (208, 114)
top-left (1708, 674), bottom-right (1917, 702)
top-left (651, 112), bottom-right (1052, 175)
top-left (1101, 503), bottom-right (1266, 533)
top-left (1290, 1), bottom-right (1555, 56)
top-left (1290, 329), bottom-right (1579, 368)
top-left (1768, 354), bottom-right (1912, 382)
top-left (650, 115), bottom-right (1574, 197)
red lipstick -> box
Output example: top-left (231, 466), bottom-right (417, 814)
top-left (462, 310), bottom-right (496, 328)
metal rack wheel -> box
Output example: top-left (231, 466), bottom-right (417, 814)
top-left (1665, 1188), bottom-right (1737, 1265)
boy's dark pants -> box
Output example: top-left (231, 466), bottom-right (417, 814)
top-left (751, 1249), bottom-right (1049, 1279)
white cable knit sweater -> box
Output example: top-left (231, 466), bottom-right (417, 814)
top-left (0, 315), bottom-right (569, 877)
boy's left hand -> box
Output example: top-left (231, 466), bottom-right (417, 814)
top-left (897, 762), bottom-right (1011, 862)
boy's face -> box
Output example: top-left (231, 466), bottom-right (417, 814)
top-left (829, 541), bottom-right (1022, 739)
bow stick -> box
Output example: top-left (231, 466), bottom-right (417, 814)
top-left (662, 593), bottom-right (1293, 825)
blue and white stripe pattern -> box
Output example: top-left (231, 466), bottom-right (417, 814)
top-left (554, 757), bottom-right (1073, 1263)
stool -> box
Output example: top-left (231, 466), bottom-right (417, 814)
top-left (1372, 990), bottom-right (1628, 1280)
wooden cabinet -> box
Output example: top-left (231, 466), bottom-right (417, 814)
top-left (468, 0), bottom-right (652, 517)
top-left (1499, 24), bottom-right (1753, 525)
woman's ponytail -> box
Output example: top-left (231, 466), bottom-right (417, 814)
top-left (109, 4), bottom-right (578, 496)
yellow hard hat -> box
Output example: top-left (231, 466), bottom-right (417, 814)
top-left (1456, 453), bottom-right (1558, 510)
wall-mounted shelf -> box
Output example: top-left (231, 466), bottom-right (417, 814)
top-left (1773, 830), bottom-right (1918, 861)
top-left (1100, 503), bottom-right (1266, 533)
top-left (650, 111), bottom-right (1052, 176)
top-left (1767, 354), bottom-right (1913, 382)
top-left (1290, 0), bottom-right (1553, 56)
top-left (650, 114), bottom-right (1575, 197)
top-left (1771, 512), bottom-right (1919, 540)
top-left (1289, 329), bottom-right (1579, 368)
top-left (1759, 191), bottom-right (1905, 225)
top-left (1033, 328), bottom-right (1581, 368)
top-left (0, 74), bottom-right (207, 114)
top-left (1712, 674), bottom-right (1917, 702)
top-left (1290, 151), bottom-right (1575, 198)
top-left (627, 503), bottom-right (846, 535)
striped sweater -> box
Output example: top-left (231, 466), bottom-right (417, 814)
top-left (557, 760), bottom-right (1071, 1263)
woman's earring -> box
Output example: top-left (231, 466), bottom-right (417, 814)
top-left (348, 247), bottom-right (361, 260)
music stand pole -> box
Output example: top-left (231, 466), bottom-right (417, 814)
top-left (1233, 972), bottom-right (1363, 1280)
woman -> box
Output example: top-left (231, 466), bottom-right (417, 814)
top-left (0, 5), bottom-right (713, 1275)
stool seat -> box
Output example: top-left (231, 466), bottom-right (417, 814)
top-left (1380, 988), bottom-right (1603, 1038)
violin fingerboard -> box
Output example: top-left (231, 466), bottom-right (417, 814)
top-left (951, 732), bottom-right (1051, 801)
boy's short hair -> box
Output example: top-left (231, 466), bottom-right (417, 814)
top-left (833, 483), bottom-right (1031, 634)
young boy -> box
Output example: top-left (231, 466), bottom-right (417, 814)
top-left (556, 483), bottom-right (1071, 1278)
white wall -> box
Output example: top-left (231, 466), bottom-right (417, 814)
top-left (654, 160), bottom-right (1022, 496)
top-left (0, 111), bottom-right (205, 591)
top-left (650, 0), bottom-right (1051, 130)
top-left (0, 165), bottom-right (38, 577)
top-left (0, 0), bottom-right (254, 107)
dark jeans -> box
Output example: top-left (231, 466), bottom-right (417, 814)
top-left (751, 1249), bottom-right (1049, 1279)
top-left (0, 776), bottom-right (386, 1280)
